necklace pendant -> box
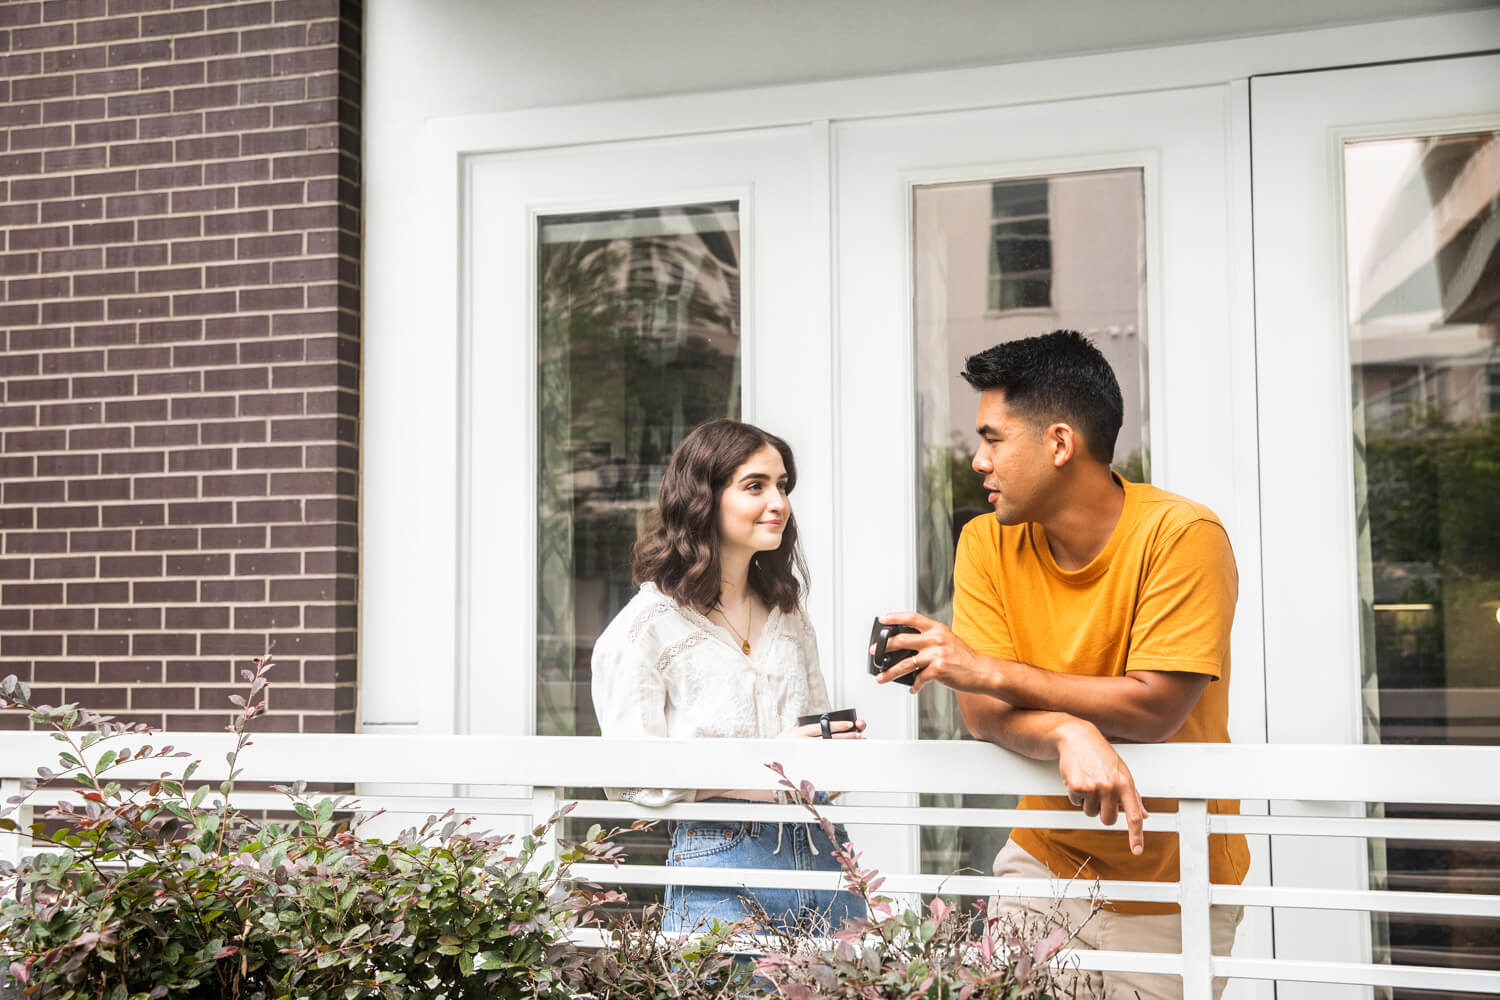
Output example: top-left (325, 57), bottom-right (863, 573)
top-left (741, 640), bottom-right (751, 656)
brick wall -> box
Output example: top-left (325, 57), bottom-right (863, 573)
top-left (0, 0), bottom-right (361, 733)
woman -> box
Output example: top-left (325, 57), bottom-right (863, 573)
top-left (590, 419), bottom-right (867, 934)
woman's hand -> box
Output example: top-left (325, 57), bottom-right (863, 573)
top-left (778, 718), bottom-right (867, 739)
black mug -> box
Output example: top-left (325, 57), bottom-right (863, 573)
top-left (797, 707), bottom-right (858, 739)
top-left (868, 616), bottom-right (921, 686)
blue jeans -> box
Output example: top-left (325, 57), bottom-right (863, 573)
top-left (663, 797), bottom-right (867, 934)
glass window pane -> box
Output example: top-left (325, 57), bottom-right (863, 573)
top-left (535, 201), bottom-right (741, 740)
top-left (1345, 131), bottom-right (1500, 980)
top-left (913, 168), bottom-right (1149, 881)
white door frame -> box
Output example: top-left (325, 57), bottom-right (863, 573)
top-left (1250, 52), bottom-right (1500, 996)
top-left (361, 6), bottom-right (1500, 736)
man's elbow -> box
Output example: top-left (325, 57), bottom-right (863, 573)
top-left (1115, 708), bottom-right (1192, 744)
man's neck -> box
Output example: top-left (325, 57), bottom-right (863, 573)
top-left (1040, 469), bottom-right (1126, 571)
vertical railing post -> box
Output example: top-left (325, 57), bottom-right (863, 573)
top-left (1178, 798), bottom-right (1214, 1000)
top-left (530, 785), bottom-right (562, 873)
top-left (0, 778), bottom-right (23, 868)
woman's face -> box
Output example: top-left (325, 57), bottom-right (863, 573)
top-left (716, 444), bottom-right (791, 559)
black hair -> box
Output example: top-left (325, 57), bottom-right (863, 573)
top-left (960, 330), bottom-right (1123, 464)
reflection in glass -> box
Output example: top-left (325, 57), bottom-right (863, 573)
top-left (1345, 131), bottom-right (1500, 988)
top-left (912, 170), bottom-right (1149, 882)
top-left (535, 202), bottom-right (741, 741)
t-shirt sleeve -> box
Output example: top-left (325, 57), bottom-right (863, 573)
top-left (952, 521), bottom-right (1018, 661)
top-left (1126, 519), bottom-right (1238, 678)
top-left (589, 617), bottom-right (692, 807)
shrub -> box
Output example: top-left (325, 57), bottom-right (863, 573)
top-left (0, 658), bottom-right (628, 1000)
top-left (1, 664), bottom-right (1083, 1000)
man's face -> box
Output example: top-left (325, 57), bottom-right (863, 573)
top-left (971, 389), bottom-right (1058, 525)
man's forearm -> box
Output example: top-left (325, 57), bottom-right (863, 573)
top-left (965, 655), bottom-right (1204, 743)
top-left (955, 691), bottom-right (1091, 760)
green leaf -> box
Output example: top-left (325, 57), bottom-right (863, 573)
top-left (190, 785), bottom-right (209, 809)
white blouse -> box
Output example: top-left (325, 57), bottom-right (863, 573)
top-left (590, 582), bottom-right (833, 807)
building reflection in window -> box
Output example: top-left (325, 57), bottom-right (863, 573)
top-left (911, 169), bottom-right (1149, 883)
top-left (534, 202), bottom-right (741, 741)
top-left (1345, 131), bottom-right (1500, 986)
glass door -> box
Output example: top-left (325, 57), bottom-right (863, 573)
top-left (1252, 54), bottom-right (1500, 997)
top-left (465, 126), bottom-right (834, 741)
top-left (833, 85), bottom-right (1269, 984)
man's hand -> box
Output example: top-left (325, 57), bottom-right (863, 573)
top-left (872, 612), bottom-right (997, 695)
top-left (1055, 717), bottom-right (1148, 854)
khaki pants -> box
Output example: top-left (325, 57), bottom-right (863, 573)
top-left (988, 841), bottom-right (1242, 1000)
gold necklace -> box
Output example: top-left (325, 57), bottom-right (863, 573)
top-left (717, 603), bottom-right (752, 656)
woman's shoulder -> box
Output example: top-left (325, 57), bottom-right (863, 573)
top-left (594, 583), bottom-right (689, 656)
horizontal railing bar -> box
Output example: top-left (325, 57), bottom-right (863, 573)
top-left (1213, 957), bottom-right (1500, 992)
top-left (568, 863), bottom-right (1181, 903)
top-left (564, 799), bottom-right (1183, 832)
top-left (3, 734), bottom-right (1497, 805)
top-left (568, 929), bottom-right (1185, 976)
top-left (1212, 813), bottom-right (1500, 843)
top-left (1211, 884), bottom-right (1500, 918)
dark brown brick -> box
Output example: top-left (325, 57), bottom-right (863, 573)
top-left (99, 659), bottom-right (161, 683)
top-left (7, 531), bottom-right (67, 554)
top-left (73, 270), bottom-right (136, 296)
top-left (36, 503), bottom-right (97, 527)
top-left (101, 504), bottom-right (164, 527)
top-left (201, 418), bottom-right (265, 443)
top-left (131, 632), bottom-right (196, 656)
top-left (71, 373), bottom-right (134, 397)
top-left (137, 370), bottom-right (200, 394)
top-left (132, 474), bottom-right (196, 498)
top-left (65, 580), bottom-right (128, 604)
top-left (68, 528), bottom-right (132, 551)
top-left (5, 479), bottom-right (66, 504)
top-left (133, 526), bottom-right (198, 550)
top-left (202, 473), bottom-right (265, 496)
top-left (172, 290), bottom-right (236, 315)
top-left (205, 315), bottom-right (269, 339)
top-left (33, 609), bottom-right (96, 631)
top-left (101, 450), bottom-right (164, 474)
top-left (3, 583), bottom-right (64, 605)
top-left (165, 553), bottom-right (230, 575)
top-left (139, 111), bottom-right (203, 139)
top-left (76, 16), bottom-right (138, 44)
top-left (34, 555), bottom-right (96, 579)
top-left (138, 318), bottom-right (204, 342)
top-left (164, 659), bottom-right (230, 684)
top-left (98, 608), bottom-right (161, 629)
top-left (68, 633), bottom-right (130, 656)
top-left (99, 553), bottom-right (162, 576)
top-left (168, 448), bottom-right (233, 472)
top-left (35, 451), bottom-right (98, 475)
top-left (172, 186), bottom-right (236, 212)
top-left (170, 238), bottom-right (235, 264)
top-left (172, 342), bottom-right (236, 367)
top-left (68, 478), bottom-right (131, 502)
top-left (172, 83), bottom-right (236, 112)
top-left (2, 634), bottom-right (64, 657)
top-left (77, 67), bottom-right (140, 95)
top-left (236, 445), bottom-right (300, 469)
top-left (199, 525), bottom-right (264, 549)
top-left (69, 426), bottom-right (130, 449)
top-left (172, 31), bottom-right (236, 60)
top-left (234, 551), bottom-right (299, 576)
top-left (201, 579), bottom-right (263, 602)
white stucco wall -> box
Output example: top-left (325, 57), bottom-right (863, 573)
top-left (357, 0), bottom-right (1500, 730)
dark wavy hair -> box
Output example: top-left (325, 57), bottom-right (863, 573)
top-left (961, 330), bottom-right (1124, 464)
top-left (632, 419), bottom-right (808, 614)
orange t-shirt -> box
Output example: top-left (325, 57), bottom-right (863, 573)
top-left (952, 478), bottom-right (1250, 914)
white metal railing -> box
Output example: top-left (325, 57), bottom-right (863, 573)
top-left (2, 734), bottom-right (1498, 998)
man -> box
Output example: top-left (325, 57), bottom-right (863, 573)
top-left (875, 330), bottom-right (1248, 1000)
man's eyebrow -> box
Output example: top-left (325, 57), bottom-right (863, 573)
top-left (976, 424), bottom-right (1000, 437)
